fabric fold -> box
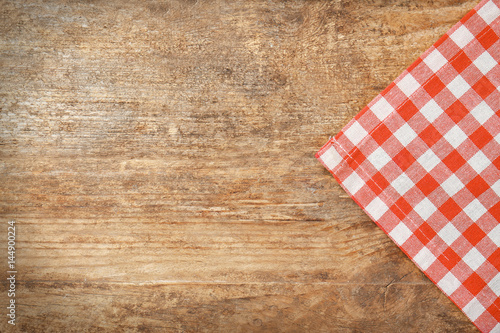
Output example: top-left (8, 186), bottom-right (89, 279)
top-left (317, 0), bottom-right (500, 331)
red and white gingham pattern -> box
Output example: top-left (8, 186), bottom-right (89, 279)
top-left (316, 0), bottom-right (500, 331)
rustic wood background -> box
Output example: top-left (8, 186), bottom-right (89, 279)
top-left (0, 0), bottom-right (481, 332)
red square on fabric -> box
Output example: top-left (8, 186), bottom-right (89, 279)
top-left (463, 273), bottom-right (487, 296)
top-left (424, 76), bottom-right (446, 97)
top-left (439, 198), bottom-right (462, 220)
top-left (451, 52), bottom-right (472, 73)
top-left (350, 150), bottom-right (367, 170)
top-left (399, 100), bottom-right (420, 121)
top-left (368, 172), bottom-right (390, 195)
top-left (420, 124), bottom-right (442, 147)
top-left (371, 123), bottom-right (393, 145)
top-left (488, 249), bottom-right (500, 270)
top-left (463, 224), bottom-right (487, 246)
top-left (443, 150), bottom-right (467, 172)
top-left (466, 175), bottom-right (490, 197)
top-left (477, 27), bottom-right (498, 50)
top-left (415, 222), bottom-right (437, 245)
top-left (470, 126), bottom-right (494, 149)
top-left (417, 174), bottom-right (440, 195)
top-left (487, 298), bottom-right (500, 321)
top-left (473, 77), bottom-right (496, 99)
top-left (391, 197), bottom-right (413, 220)
top-left (446, 100), bottom-right (469, 123)
top-left (438, 247), bottom-right (462, 270)
top-left (493, 156), bottom-right (500, 170)
top-left (489, 202), bottom-right (500, 220)
top-left (394, 148), bottom-right (416, 171)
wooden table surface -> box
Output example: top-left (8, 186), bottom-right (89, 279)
top-left (0, 0), bottom-right (482, 332)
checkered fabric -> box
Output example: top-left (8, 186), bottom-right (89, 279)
top-left (316, 0), bottom-right (500, 331)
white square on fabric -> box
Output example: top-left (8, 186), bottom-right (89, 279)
top-left (414, 198), bottom-right (437, 220)
top-left (488, 225), bottom-right (500, 247)
top-left (489, 273), bottom-right (500, 296)
top-left (441, 174), bottom-right (464, 197)
top-left (397, 73), bottom-right (420, 97)
top-left (420, 99), bottom-right (444, 123)
top-left (473, 51), bottom-right (497, 75)
top-left (414, 246), bottom-right (436, 270)
top-left (462, 248), bottom-right (486, 270)
top-left (470, 101), bottom-right (495, 124)
top-left (423, 49), bottom-right (448, 73)
top-left (443, 125), bottom-right (468, 148)
top-left (319, 146), bottom-right (343, 170)
top-left (477, 1), bottom-right (500, 24)
top-left (343, 121), bottom-right (368, 146)
top-left (417, 149), bottom-right (441, 172)
top-left (389, 222), bottom-right (412, 245)
top-left (447, 75), bottom-right (470, 99)
top-left (368, 147), bottom-right (392, 170)
top-left (468, 151), bottom-right (490, 174)
top-left (394, 123), bottom-right (418, 146)
top-left (343, 172), bottom-right (364, 195)
top-left (492, 180), bottom-right (500, 196)
top-left (365, 197), bottom-right (389, 220)
top-left (438, 272), bottom-right (462, 295)
top-left (391, 173), bottom-right (415, 196)
top-left (464, 199), bottom-right (487, 222)
top-left (449, 24), bottom-right (475, 48)
top-left (463, 298), bottom-right (486, 322)
top-left (438, 223), bottom-right (461, 246)
top-left (370, 97), bottom-right (395, 121)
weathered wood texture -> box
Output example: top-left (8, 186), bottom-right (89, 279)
top-left (0, 0), bottom-right (480, 332)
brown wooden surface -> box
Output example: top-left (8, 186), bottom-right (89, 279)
top-left (0, 0), bottom-right (481, 332)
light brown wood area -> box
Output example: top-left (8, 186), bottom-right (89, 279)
top-left (0, 0), bottom-right (481, 332)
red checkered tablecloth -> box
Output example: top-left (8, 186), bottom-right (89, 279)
top-left (316, 0), bottom-right (500, 331)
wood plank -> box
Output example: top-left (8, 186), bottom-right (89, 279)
top-left (3, 217), bottom-right (421, 283)
top-left (0, 0), bottom-right (480, 331)
top-left (2, 282), bottom-right (476, 332)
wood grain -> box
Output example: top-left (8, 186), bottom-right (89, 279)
top-left (0, 0), bottom-right (480, 331)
